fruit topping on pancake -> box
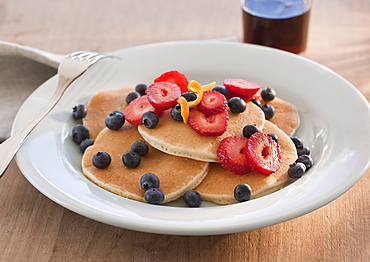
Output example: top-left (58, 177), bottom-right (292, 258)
top-left (194, 121), bottom-right (297, 205)
top-left (82, 124), bottom-right (209, 203)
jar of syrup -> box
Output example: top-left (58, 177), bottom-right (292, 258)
top-left (241, 0), bottom-right (312, 54)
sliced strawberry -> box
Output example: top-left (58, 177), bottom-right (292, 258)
top-left (154, 71), bottom-right (189, 93)
top-left (217, 136), bottom-right (252, 175)
top-left (146, 82), bottom-right (181, 111)
top-left (228, 89), bottom-right (261, 101)
top-left (197, 91), bottom-right (227, 116)
top-left (188, 108), bottom-right (228, 136)
top-left (245, 132), bottom-right (282, 175)
top-left (223, 78), bottom-right (261, 99)
top-left (123, 95), bottom-right (159, 125)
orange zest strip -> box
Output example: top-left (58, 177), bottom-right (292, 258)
top-left (177, 96), bottom-right (189, 124)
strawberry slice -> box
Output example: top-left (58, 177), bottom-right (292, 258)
top-left (217, 136), bottom-right (252, 175)
top-left (223, 78), bottom-right (261, 99)
top-left (188, 108), bottom-right (228, 136)
top-left (123, 95), bottom-right (159, 125)
top-left (197, 91), bottom-right (227, 116)
top-left (154, 71), bottom-right (189, 93)
top-left (146, 82), bottom-right (181, 111)
top-left (245, 132), bottom-right (282, 175)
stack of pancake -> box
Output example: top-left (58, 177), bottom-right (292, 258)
top-left (81, 87), bottom-right (299, 205)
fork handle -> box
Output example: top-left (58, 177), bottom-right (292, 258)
top-left (0, 75), bottom-right (71, 178)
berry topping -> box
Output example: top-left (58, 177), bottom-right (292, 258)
top-left (182, 92), bottom-right (197, 102)
top-left (242, 124), bottom-right (261, 138)
top-left (223, 78), bottom-right (261, 99)
top-left (228, 97), bottom-right (247, 113)
top-left (105, 111), bottom-right (125, 130)
top-left (71, 124), bottom-right (90, 144)
top-left (72, 104), bottom-right (87, 119)
top-left (92, 152), bottom-right (111, 169)
top-left (135, 83), bottom-right (147, 96)
top-left (296, 155), bottom-right (313, 170)
top-left (261, 104), bottom-right (275, 120)
top-left (251, 99), bottom-right (262, 108)
top-left (80, 138), bottom-right (94, 153)
top-left (245, 132), bottom-right (282, 175)
top-left (154, 70), bottom-right (189, 93)
top-left (131, 140), bottom-right (149, 157)
top-left (297, 144), bottom-right (310, 156)
top-left (261, 87), bottom-right (276, 101)
top-left (170, 105), bottom-right (183, 122)
top-left (197, 91), bottom-right (227, 116)
top-left (212, 85), bottom-right (229, 98)
top-left (217, 136), bottom-right (252, 175)
top-left (122, 150), bottom-right (141, 168)
top-left (234, 183), bottom-right (252, 202)
top-left (140, 173), bottom-right (160, 191)
top-left (146, 82), bottom-right (181, 111)
top-left (144, 188), bottom-right (165, 205)
top-left (123, 95), bottom-right (158, 125)
top-left (188, 108), bottom-right (229, 136)
top-left (126, 91), bottom-right (141, 104)
top-left (183, 190), bottom-right (202, 207)
top-left (290, 136), bottom-right (303, 148)
top-left (267, 133), bottom-right (279, 143)
top-left (142, 111), bottom-right (159, 129)
top-left (288, 162), bottom-right (306, 179)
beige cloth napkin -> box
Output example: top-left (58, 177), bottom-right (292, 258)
top-left (0, 41), bottom-right (64, 141)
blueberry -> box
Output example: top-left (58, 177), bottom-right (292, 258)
top-left (170, 105), bottom-right (183, 122)
top-left (288, 162), bottom-right (306, 179)
top-left (261, 104), bottom-right (275, 120)
top-left (72, 104), bottom-right (87, 119)
top-left (251, 99), bottom-right (262, 108)
top-left (79, 138), bottom-right (94, 153)
top-left (296, 155), bottom-right (313, 170)
top-left (242, 124), bottom-right (261, 138)
top-left (71, 124), bottom-right (90, 144)
top-left (142, 111), bottom-right (159, 129)
top-left (105, 111), bottom-right (125, 130)
top-left (131, 140), bottom-right (149, 156)
top-left (135, 83), bottom-right (147, 96)
top-left (290, 136), bottom-right (303, 148)
top-left (144, 188), bottom-right (165, 204)
top-left (182, 92), bottom-right (197, 102)
top-left (140, 173), bottom-right (160, 191)
top-left (297, 144), bottom-right (310, 156)
top-left (126, 91), bottom-right (140, 104)
top-left (261, 87), bottom-right (276, 102)
top-left (183, 190), bottom-right (202, 207)
top-left (228, 97), bottom-right (247, 113)
top-left (234, 184), bottom-right (252, 202)
top-left (212, 86), bottom-right (229, 98)
top-left (268, 133), bottom-right (278, 143)
top-left (92, 152), bottom-right (111, 169)
top-left (122, 150), bottom-right (141, 168)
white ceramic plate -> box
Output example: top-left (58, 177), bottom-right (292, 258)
top-left (13, 41), bottom-right (370, 235)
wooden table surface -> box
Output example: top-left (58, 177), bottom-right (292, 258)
top-left (1, 0), bottom-right (369, 261)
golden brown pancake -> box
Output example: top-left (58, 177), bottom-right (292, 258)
top-left (261, 97), bottom-right (300, 137)
top-left (82, 124), bottom-right (209, 203)
top-left (194, 121), bottom-right (297, 205)
top-left (138, 102), bottom-right (265, 162)
top-left (83, 88), bottom-right (133, 139)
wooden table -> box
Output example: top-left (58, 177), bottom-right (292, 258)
top-left (1, 0), bottom-right (369, 261)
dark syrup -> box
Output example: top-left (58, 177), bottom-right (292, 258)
top-left (242, 0), bottom-right (311, 54)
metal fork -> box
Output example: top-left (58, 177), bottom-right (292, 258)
top-left (0, 51), bottom-right (119, 178)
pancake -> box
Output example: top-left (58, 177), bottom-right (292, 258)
top-left (194, 121), bottom-right (297, 205)
top-left (82, 124), bottom-right (209, 203)
top-left (261, 97), bottom-right (300, 137)
top-left (138, 102), bottom-right (265, 162)
top-left (83, 88), bottom-right (133, 139)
